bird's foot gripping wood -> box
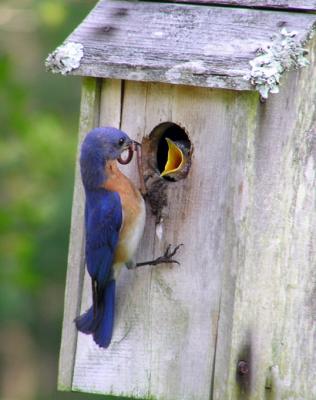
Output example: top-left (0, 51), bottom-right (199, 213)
top-left (127, 244), bottom-right (183, 269)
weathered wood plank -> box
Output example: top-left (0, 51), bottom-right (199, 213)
top-left (159, 0), bottom-right (316, 12)
top-left (57, 0), bottom-right (316, 92)
top-left (145, 86), bottom-right (249, 400)
top-left (71, 80), bottom-right (257, 400)
top-left (211, 91), bottom-right (259, 400)
top-left (58, 77), bottom-right (101, 391)
top-left (213, 39), bottom-right (316, 399)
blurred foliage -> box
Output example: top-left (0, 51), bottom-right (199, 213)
top-left (0, 1), bottom-right (108, 399)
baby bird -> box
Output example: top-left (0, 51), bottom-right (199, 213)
top-left (160, 138), bottom-right (191, 181)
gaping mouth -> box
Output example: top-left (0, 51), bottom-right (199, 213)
top-left (160, 138), bottom-right (184, 177)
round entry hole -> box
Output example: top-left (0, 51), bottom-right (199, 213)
top-left (149, 122), bottom-right (192, 181)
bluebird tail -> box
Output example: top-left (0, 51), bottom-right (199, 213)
top-left (75, 279), bottom-right (116, 348)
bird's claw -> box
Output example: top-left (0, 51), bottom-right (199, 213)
top-left (161, 243), bottom-right (183, 264)
top-left (135, 244), bottom-right (183, 268)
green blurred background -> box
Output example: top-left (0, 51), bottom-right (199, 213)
top-left (0, 1), bottom-right (101, 398)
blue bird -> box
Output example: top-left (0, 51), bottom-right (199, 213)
top-left (75, 127), bottom-right (182, 348)
top-left (75, 127), bottom-right (145, 348)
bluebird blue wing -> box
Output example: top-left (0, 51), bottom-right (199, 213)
top-left (75, 189), bottom-right (122, 347)
top-left (85, 190), bottom-right (122, 285)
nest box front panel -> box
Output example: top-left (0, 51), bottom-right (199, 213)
top-left (70, 79), bottom-right (256, 400)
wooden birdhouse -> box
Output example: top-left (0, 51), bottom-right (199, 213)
top-left (46, 1), bottom-right (316, 399)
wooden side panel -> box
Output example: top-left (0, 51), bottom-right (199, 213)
top-left (71, 81), bottom-right (258, 399)
top-left (159, 0), bottom-right (316, 11)
top-left (214, 40), bottom-right (316, 399)
top-left (58, 77), bottom-right (101, 391)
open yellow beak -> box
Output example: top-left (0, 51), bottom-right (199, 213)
top-left (161, 138), bottom-right (184, 177)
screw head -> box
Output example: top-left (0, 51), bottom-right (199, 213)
top-left (237, 360), bottom-right (249, 375)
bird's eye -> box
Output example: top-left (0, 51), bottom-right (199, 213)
top-left (118, 137), bottom-right (125, 146)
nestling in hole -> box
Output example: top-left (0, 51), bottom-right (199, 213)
top-left (154, 122), bottom-right (192, 181)
top-left (160, 137), bottom-right (192, 181)
top-left (161, 138), bottom-right (184, 177)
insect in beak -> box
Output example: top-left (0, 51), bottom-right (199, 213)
top-left (117, 147), bottom-right (133, 164)
top-left (117, 140), bottom-right (142, 165)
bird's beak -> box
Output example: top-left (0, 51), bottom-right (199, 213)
top-left (122, 138), bottom-right (133, 151)
top-left (161, 138), bottom-right (184, 177)
top-left (131, 140), bottom-right (141, 152)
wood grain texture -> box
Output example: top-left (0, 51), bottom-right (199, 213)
top-left (213, 38), bottom-right (316, 399)
top-left (64, 0), bottom-right (316, 91)
top-left (71, 80), bottom-right (256, 399)
top-left (58, 77), bottom-right (101, 391)
top-left (158, 0), bottom-right (316, 11)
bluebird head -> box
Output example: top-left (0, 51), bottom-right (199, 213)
top-left (81, 127), bottom-right (133, 161)
top-left (80, 127), bottom-right (133, 189)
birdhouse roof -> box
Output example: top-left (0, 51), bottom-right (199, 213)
top-left (159, 1), bottom-right (316, 11)
top-left (46, 0), bottom-right (316, 95)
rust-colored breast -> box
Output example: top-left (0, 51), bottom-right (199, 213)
top-left (102, 161), bottom-right (145, 265)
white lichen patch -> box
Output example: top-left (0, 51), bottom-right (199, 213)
top-left (45, 42), bottom-right (84, 75)
top-left (244, 28), bottom-right (310, 99)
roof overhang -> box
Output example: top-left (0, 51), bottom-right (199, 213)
top-left (46, 0), bottom-right (316, 97)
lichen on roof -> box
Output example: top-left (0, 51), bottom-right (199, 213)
top-left (244, 28), bottom-right (310, 99)
top-left (45, 42), bottom-right (84, 75)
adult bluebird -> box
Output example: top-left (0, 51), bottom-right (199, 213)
top-left (75, 127), bottom-right (181, 348)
